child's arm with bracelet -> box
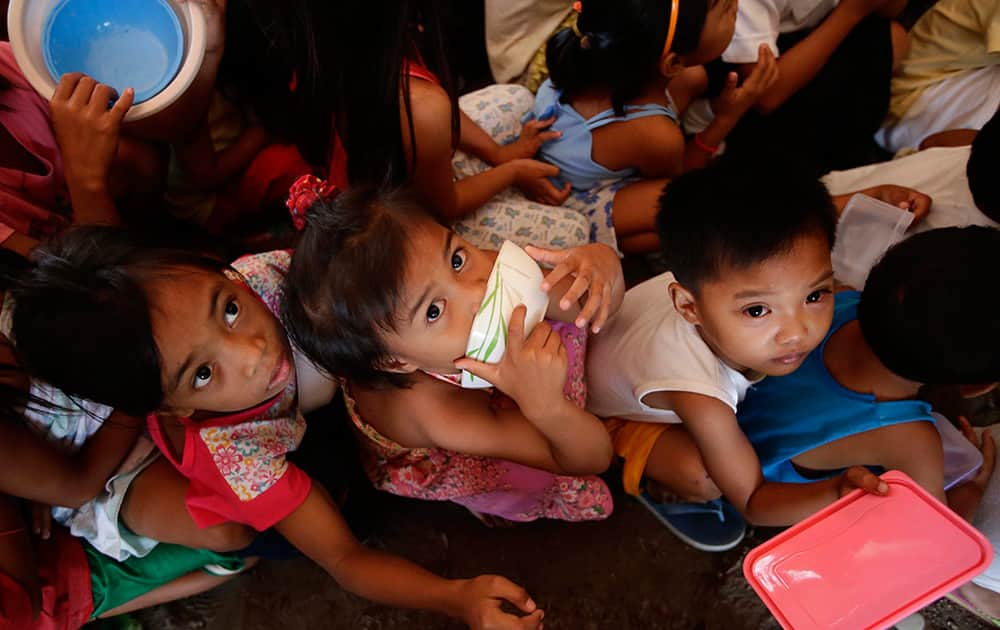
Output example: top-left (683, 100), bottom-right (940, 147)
top-left (685, 47), bottom-right (779, 170)
top-left (741, 0), bottom-right (895, 113)
top-left (275, 485), bottom-right (544, 630)
top-left (654, 391), bottom-right (886, 525)
top-left (449, 308), bottom-right (613, 475)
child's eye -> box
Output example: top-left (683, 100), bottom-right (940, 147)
top-left (193, 365), bottom-right (213, 390)
top-left (426, 301), bottom-right (444, 322)
top-left (451, 250), bottom-right (467, 270)
top-left (743, 304), bottom-right (770, 318)
top-left (224, 299), bottom-right (240, 326)
top-left (806, 290), bottom-right (831, 304)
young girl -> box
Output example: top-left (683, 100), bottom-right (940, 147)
top-left (10, 226), bottom-right (545, 630)
top-left (282, 180), bottom-right (620, 524)
top-left (534, 0), bottom-right (778, 252)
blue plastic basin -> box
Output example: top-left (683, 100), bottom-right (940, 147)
top-left (43, 0), bottom-right (183, 104)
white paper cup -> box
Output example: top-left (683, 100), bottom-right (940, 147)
top-left (461, 241), bottom-right (549, 389)
top-left (832, 193), bottom-right (914, 290)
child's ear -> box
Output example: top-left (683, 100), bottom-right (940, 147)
top-left (669, 282), bottom-right (701, 325)
top-left (381, 356), bottom-right (419, 375)
top-left (658, 52), bottom-right (685, 78)
top-left (959, 382), bottom-right (999, 399)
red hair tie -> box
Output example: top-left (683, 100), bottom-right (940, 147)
top-left (286, 174), bottom-right (338, 231)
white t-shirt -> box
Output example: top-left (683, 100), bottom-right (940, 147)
top-left (821, 146), bottom-right (999, 233)
top-left (586, 272), bottom-right (762, 423)
top-left (722, 0), bottom-right (840, 63)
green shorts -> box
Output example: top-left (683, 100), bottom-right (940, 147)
top-left (85, 542), bottom-right (244, 619)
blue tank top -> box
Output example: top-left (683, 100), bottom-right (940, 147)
top-left (737, 291), bottom-right (933, 483)
top-left (533, 79), bottom-right (679, 192)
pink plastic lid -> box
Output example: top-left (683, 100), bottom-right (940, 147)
top-left (744, 470), bottom-right (993, 630)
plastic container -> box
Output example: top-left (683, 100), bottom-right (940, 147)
top-left (831, 194), bottom-right (914, 290)
top-left (8, 0), bottom-right (206, 121)
top-left (42, 0), bottom-right (183, 104)
top-left (744, 470), bottom-right (992, 630)
top-left (461, 241), bottom-right (550, 389)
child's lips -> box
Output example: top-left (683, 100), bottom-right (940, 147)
top-left (268, 352), bottom-right (292, 390)
top-left (774, 351), bottom-right (806, 365)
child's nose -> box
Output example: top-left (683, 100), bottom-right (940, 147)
top-left (235, 334), bottom-right (268, 377)
top-left (776, 316), bottom-right (807, 345)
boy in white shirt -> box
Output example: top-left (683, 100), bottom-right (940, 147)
top-left (587, 160), bottom-right (928, 550)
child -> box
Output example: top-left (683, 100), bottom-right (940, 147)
top-left (281, 183), bottom-right (619, 524)
top-left (876, 0), bottom-right (1000, 153)
top-left (737, 225), bottom-right (999, 518)
top-left (702, 0), bottom-right (907, 172)
top-left (534, 0), bottom-right (778, 253)
top-left (585, 159), bottom-right (932, 551)
top-left (232, 0), bottom-right (590, 251)
top-left (10, 226), bottom-right (545, 629)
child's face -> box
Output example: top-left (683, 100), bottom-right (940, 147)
top-left (385, 219), bottom-right (497, 375)
top-left (687, 0), bottom-right (738, 66)
top-left (672, 232), bottom-right (835, 376)
top-left (148, 269), bottom-right (294, 416)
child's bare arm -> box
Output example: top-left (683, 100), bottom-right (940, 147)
top-left (831, 185), bottom-right (932, 222)
top-left (406, 81), bottom-right (571, 220)
top-left (276, 485), bottom-right (544, 629)
top-left (742, 0), bottom-right (889, 113)
top-left (0, 494), bottom-right (40, 617)
top-left (173, 120), bottom-right (269, 190)
top-left (458, 110), bottom-right (561, 166)
top-left (946, 417), bottom-right (996, 521)
top-left (651, 390), bottom-right (885, 525)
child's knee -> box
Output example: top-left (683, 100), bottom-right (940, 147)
top-left (202, 522), bottom-right (256, 552)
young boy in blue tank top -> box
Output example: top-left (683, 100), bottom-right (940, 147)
top-left (587, 159), bottom-right (930, 550)
top-left (738, 226), bottom-right (998, 515)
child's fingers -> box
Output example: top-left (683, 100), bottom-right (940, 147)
top-left (454, 356), bottom-right (499, 383)
top-left (524, 319), bottom-right (554, 352)
top-left (560, 273), bottom-right (591, 312)
top-left (88, 82), bottom-right (117, 115)
top-left (68, 75), bottom-right (96, 109)
top-left (488, 576), bottom-right (537, 614)
top-left (591, 283), bottom-right (613, 333)
top-left (539, 260), bottom-right (574, 293)
top-left (575, 284), bottom-right (604, 329)
top-left (531, 116), bottom-right (557, 130)
top-left (552, 180), bottom-right (572, 204)
top-left (507, 305), bottom-right (528, 344)
top-left (52, 72), bottom-right (84, 102)
top-left (980, 432), bottom-right (996, 472)
top-left (109, 88), bottom-right (135, 120)
top-left (842, 467), bottom-right (888, 497)
top-left (958, 415), bottom-right (977, 444)
top-left (537, 130), bottom-right (561, 143)
top-left (723, 71), bottom-right (738, 93)
top-left (525, 244), bottom-right (566, 269)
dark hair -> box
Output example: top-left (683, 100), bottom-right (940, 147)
top-left (546, 0), bottom-right (708, 115)
top-left (657, 158), bottom-right (837, 291)
top-left (858, 226), bottom-right (1000, 385)
top-left (283, 188), bottom-right (433, 389)
top-left (9, 226), bottom-right (229, 416)
top-left (968, 108), bottom-right (1000, 222)
top-left (233, 0), bottom-right (458, 187)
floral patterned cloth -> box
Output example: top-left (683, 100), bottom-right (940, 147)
top-left (146, 251), bottom-right (312, 531)
top-left (452, 84), bottom-right (593, 252)
top-left (344, 321), bottom-right (613, 522)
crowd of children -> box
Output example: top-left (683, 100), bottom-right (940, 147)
top-left (1, 0), bottom-right (999, 627)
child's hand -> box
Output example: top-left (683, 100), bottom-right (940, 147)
top-left (714, 45), bottom-right (779, 122)
top-left (455, 306), bottom-right (568, 420)
top-left (958, 416), bottom-right (996, 494)
top-left (836, 466), bottom-right (889, 498)
top-left (497, 116), bottom-right (561, 163)
top-left (858, 184), bottom-right (932, 224)
top-left (526, 243), bottom-right (623, 333)
top-left (512, 159), bottom-right (572, 206)
top-left (456, 575), bottom-right (544, 630)
top-left (30, 502), bottom-right (52, 540)
top-left (49, 74), bottom-right (133, 197)
top-left (178, 0), bottom-right (227, 54)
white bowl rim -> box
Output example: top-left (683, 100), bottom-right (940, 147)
top-left (6, 0), bottom-right (207, 122)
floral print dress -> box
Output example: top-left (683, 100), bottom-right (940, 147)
top-left (344, 321), bottom-right (613, 522)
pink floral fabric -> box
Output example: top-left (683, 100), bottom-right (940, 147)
top-left (346, 321), bottom-right (612, 522)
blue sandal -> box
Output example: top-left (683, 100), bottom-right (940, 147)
top-left (637, 491), bottom-right (746, 552)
